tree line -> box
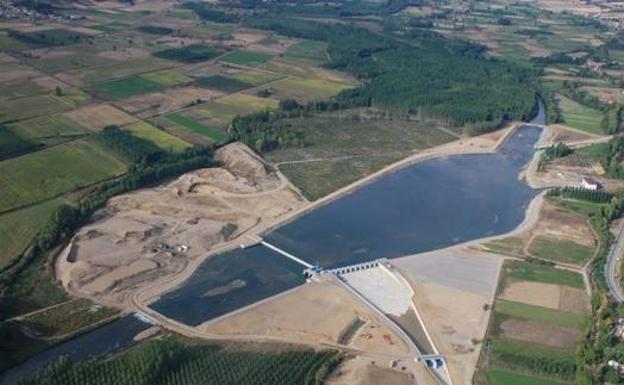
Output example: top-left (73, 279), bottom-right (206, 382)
top-left (243, 16), bottom-right (537, 135)
top-left (16, 338), bottom-right (342, 385)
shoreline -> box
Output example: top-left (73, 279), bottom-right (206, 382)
top-left (129, 121), bottom-right (525, 312)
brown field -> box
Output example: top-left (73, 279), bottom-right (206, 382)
top-left (536, 201), bottom-right (594, 247)
top-left (499, 318), bottom-right (581, 350)
top-left (410, 279), bottom-right (493, 385)
top-left (499, 281), bottom-right (588, 314)
top-left (64, 103), bottom-right (138, 131)
top-left (0, 63), bottom-right (41, 83)
top-left (200, 278), bottom-right (409, 356)
top-left (581, 86), bottom-right (624, 104)
top-left (116, 87), bottom-right (225, 119)
top-left (98, 47), bottom-right (152, 61)
top-left (325, 358), bottom-right (418, 385)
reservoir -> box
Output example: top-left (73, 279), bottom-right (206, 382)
top-left (1, 102), bottom-right (545, 381)
top-left (152, 108), bottom-right (544, 325)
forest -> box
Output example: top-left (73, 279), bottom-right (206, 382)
top-left (16, 338), bottom-right (341, 385)
top-left (243, 17), bottom-right (537, 134)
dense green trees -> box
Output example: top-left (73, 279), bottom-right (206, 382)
top-left (547, 187), bottom-right (612, 203)
top-left (94, 126), bottom-right (162, 163)
top-left (182, 2), bottom-right (240, 23)
top-left (230, 111), bottom-right (304, 152)
top-left (153, 45), bottom-right (223, 63)
top-left (244, 17), bottom-right (536, 134)
top-left (17, 339), bottom-right (341, 385)
top-left (543, 142), bottom-right (572, 160)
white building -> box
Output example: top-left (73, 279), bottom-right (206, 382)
top-left (581, 176), bottom-right (601, 191)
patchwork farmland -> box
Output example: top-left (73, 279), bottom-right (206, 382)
top-left (0, 3), bottom-right (359, 342)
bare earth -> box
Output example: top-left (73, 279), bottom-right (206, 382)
top-left (200, 277), bottom-right (410, 357)
top-left (56, 143), bottom-right (306, 308)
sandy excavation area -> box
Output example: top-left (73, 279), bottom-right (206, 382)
top-left (394, 249), bottom-right (503, 385)
top-left (200, 277), bottom-right (410, 357)
top-left (57, 143), bottom-right (306, 308)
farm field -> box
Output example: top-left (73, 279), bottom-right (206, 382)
top-left (264, 77), bottom-right (353, 101)
top-left (556, 94), bottom-right (603, 135)
top-left (20, 298), bottom-right (118, 338)
top-left (196, 75), bottom-right (254, 93)
top-left (124, 121), bottom-right (191, 151)
top-left (502, 260), bottom-right (585, 289)
top-left (0, 139), bottom-right (127, 213)
top-left (166, 113), bottom-right (228, 142)
top-left (140, 69), bottom-right (192, 87)
top-left (0, 126), bottom-right (35, 159)
top-left (8, 114), bottom-right (89, 142)
top-left (231, 69), bottom-right (285, 85)
top-left (94, 76), bottom-right (163, 100)
top-left (220, 49), bottom-right (273, 66)
top-left (264, 113), bottom-right (456, 199)
top-left (477, 258), bottom-right (588, 384)
top-left (284, 40), bottom-right (328, 63)
top-left (0, 94), bottom-right (85, 123)
top-left (15, 337), bottom-right (340, 385)
top-left (485, 368), bottom-right (569, 385)
top-left (0, 198), bottom-right (64, 269)
top-left (528, 236), bottom-right (594, 265)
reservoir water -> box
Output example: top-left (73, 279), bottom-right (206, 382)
top-left (1, 102), bottom-right (545, 381)
top-left (152, 108), bottom-right (544, 325)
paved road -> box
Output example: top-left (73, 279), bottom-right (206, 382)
top-left (606, 220), bottom-right (624, 302)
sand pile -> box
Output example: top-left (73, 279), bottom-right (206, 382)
top-left (57, 143), bottom-right (306, 307)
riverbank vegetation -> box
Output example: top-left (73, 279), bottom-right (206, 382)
top-left (15, 338), bottom-right (341, 385)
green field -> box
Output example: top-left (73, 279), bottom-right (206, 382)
top-left (0, 94), bottom-right (85, 123)
top-left (0, 126), bottom-right (35, 159)
top-left (496, 300), bottom-right (586, 329)
top-left (551, 197), bottom-right (605, 218)
top-left (0, 78), bottom-right (46, 99)
top-left (196, 75), bottom-right (254, 92)
top-left (65, 58), bottom-right (173, 85)
top-left (0, 139), bottom-right (127, 213)
top-left (268, 77), bottom-right (353, 100)
top-left (22, 299), bottom-right (118, 338)
top-left (266, 113), bottom-right (455, 199)
top-left (528, 236), bottom-right (594, 265)
top-left (8, 114), bottom-right (89, 141)
top-left (0, 32), bottom-right (32, 50)
top-left (0, 198), bottom-right (64, 270)
top-left (220, 50), bottom-right (273, 66)
top-left (25, 53), bottom-right (118, 73)
top-left (284, 40), bottom-right (328, 62)
top-left (557, 95), bottom-right (603, 135)
top-left (125, 122), bottom-right (191, 151)
top-left (140, 70), bottom-right (192, 87)
top-left (483, 237), bottom-right (525, 257)
top-left (490, 339), bottom-right (577, 383)
top-left (166, 114), bottom-right (228, 142)
top-left (232, 69), bottom-right (285, 85)
top-left (485, 368), bottom-right (569, 385)
top-left (504, 260), bottom-right (585, 289)
top-left (94, 76), bottom-right (163, 100)
top-left (217, 93), bottom-right (279, 111)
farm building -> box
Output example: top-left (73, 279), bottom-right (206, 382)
top-left (581, 176), bottom-right (601, 191)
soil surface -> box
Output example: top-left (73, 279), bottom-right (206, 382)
top-left (56, 143), bottom-right (306, 308)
